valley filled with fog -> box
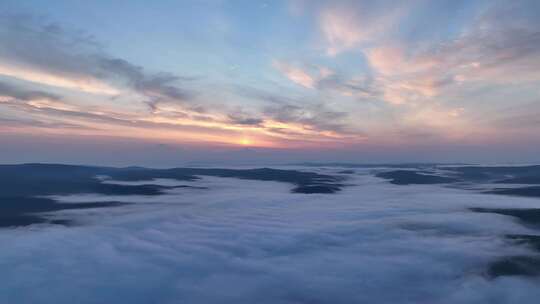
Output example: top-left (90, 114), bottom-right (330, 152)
top-left (1, 165), bottom-right (540, 303)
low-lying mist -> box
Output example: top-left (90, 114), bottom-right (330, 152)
top-left (1, 168), bottom-right (540, 303)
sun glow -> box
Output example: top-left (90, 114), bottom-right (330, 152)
top-left (240, 138), bottom-right (252, 146)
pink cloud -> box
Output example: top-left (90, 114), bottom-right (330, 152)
top-left (273, 61), bottom-right (316, 89)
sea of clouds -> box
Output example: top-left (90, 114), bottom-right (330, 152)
top-left (1, 168), bottom-right (540, 304)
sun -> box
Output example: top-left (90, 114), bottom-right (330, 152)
top-left (240, 138), bottom-right (252, 146)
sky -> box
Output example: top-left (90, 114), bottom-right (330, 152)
top-left (0, 0), bottom-right (539, 166)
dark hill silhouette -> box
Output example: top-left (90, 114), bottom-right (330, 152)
top-left (0, 164), bottom-right (345, 227)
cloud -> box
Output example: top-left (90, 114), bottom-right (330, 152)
top-left (263, 103), bottom-right (354, 137)
top-left (319, 8), bottom-right (365, 56)
top-left (0, 92), bottom-right (252, 145)
top-left (2, 171), bottom-right (540, 303)
top-left (227, 115), bottom-right (264, 126)
top-left (98, 58), bottom-right (195, 109)
top-left (0, 64), bottom-right (121, 95)
top-left (236, 86), bottom-right (359, 138)
top-left (318, 1), bottom-right (406, 56)
top-left (0, 14), bottom-right (366, 146)
top-left (318, 73), bottom-right (380, 99)
top-left (363, 1), bottom-right (540, 105)
top-left (273, 61), bottom-right (316, 89)
top-left (0, 14), bottom-right (195, 105)
top-left (273, 61), bottom-right (378, 100)
top-left (1, 80), bottom-right (360, 147)
top-left (0, 81), bottom-right (61, 102)
top-left (0, 116), bottom-right (89, 130)
top-left (364, 45), bottom-right (459, 105)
